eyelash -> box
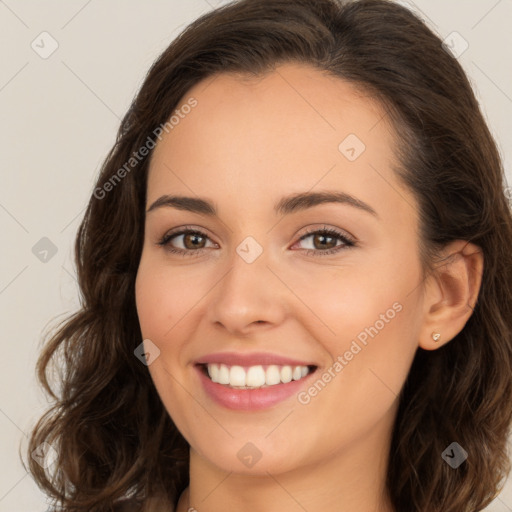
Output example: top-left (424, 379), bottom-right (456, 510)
top-left (156, 225), bottom-right (356, 257)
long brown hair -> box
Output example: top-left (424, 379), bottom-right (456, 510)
top-left (23, 1), bottom-right (512, 511)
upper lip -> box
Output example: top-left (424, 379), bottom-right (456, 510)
top-left (195, 352), bottom-right (317, 367)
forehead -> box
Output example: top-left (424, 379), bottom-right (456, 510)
top-left (153, 62), bottom-right (394, 154)
top-left (147, 62), bottom-right (414, 222)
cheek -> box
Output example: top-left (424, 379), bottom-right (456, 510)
top-left (292, 298), bottom-right (417, 458)
top-left (294, 251), bottom-right (421, 400)
top-left (135, 257), bottom-right (194, 339)
top-left (135, 267), bottom-right (167, 338)
top-left (305, 243), bottom-right (420, 344)
top-left (285, 262), bottom-right (409, 345)
top-left (135, 258), bottom-right (199, 437)
top-left (303, 272), bottom-right (419, 423)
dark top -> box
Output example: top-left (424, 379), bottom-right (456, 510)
top-left (112, 498), bottom-right (144, 512)
top-left (113, 496), bottom-right (175, 511)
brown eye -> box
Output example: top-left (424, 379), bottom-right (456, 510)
top-left (182, 232), bottom-right (207, 249)
top-left (157, 228), bottom-right (216, 255)
top-left (310, 233), bottom-right (338, 250)
top-left (294, 228), bottom-right (356, 256)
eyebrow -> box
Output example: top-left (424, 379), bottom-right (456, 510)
top-left (146, 191), bottom-right (378, 218)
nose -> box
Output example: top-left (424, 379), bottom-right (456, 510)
top-left (207, 245), bottom-right (289, 336)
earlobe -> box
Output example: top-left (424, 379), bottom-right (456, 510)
top-left (431, 332), bottom-right (441, 342)
top-left (418, 240), bottom-right (484, 351)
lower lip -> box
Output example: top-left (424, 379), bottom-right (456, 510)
top-left (195, 366), bottom-right (315, 411)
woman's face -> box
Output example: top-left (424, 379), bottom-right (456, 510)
top-left (135, 62), bottom-right (426, 476)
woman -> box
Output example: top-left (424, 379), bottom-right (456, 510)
top-left (24, 0), bottom-right (512, 511)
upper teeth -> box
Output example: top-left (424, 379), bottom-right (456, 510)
top-left (206, 364), bottom-right (311, 388)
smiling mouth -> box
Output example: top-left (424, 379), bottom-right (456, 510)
top-left (197, 363), bottom-right (317, 389)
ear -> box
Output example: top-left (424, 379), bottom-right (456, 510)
top-left (419, 240), bottom-right (484, 351)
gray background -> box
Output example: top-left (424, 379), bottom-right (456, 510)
top-left (0, 1), bottom-right (511, 510)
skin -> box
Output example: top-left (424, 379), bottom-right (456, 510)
top-left (135, 62), bottom-right (483, 512)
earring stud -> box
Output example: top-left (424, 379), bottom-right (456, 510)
top-left (432, 332), bottom-right (441, 342)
